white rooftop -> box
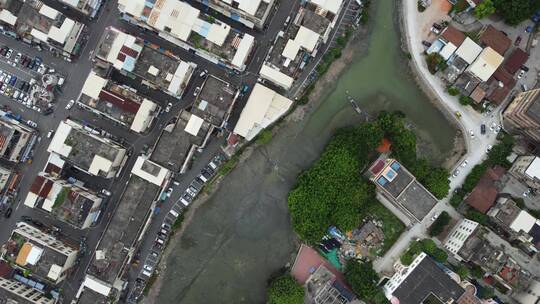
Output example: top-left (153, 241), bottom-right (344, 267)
top-left (184, 114), bottom-right (204, 136)
top-left (131, 99), bottom-right (158, 133)
top-left (467, 47), bottom-right (503, 82)
top-left (525, 157), bottom-right (540, 180)
top-left (81, 71), bottom-right (107, 100)
top-left (0, 9), bottom-right (17, 26)
top-left (510, 210), bottom-right (537, 234)
top-left (282, 26), bottom-right (320, 60)
top-left (259, 65), bottom-right (294, 90)
top-left (309, 0), bottom-right (344, 15)
top-left (131, 156), bottom-right (171, 187)
top-left (82, 275), bottom-right (112, 297)
top-left (231, 34), bottom-right (255, 69)
top-left (439, 42), bottom-right (457, 60)
top-left (454, 37), bottom-right (482, 64)
top-left (234, 84), bottom-right (293, 140)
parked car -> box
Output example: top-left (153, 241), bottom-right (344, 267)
top-left (4, 207), bottom-right (12, 218)
top-left (452, 169), bottom-right (460, 178)
top-left (5, 49), bottom-right (13, 59)
top-left (468, 129), bottom-right (474, 138)
top-left (199, 70), bottom-right (207, 77)
top-left (461, 159), bottom-right (468, 167)
top-left (480, 124), bottom-right (486, 134)
top-left (26, 120), bottom-right (37, 128)
top-left (14, 52), bottom-right (21, 63)
top-left (100, 189), bottom-right (112, 197)
top-left (422, 40), bottom-right (432, 47)
top-left (150, 251), bottom-right (159, 258)
top-left (46, 130), bottom-right (55, 138)
top-left (169, 209), bottom-right (180, 218)
top-left (43, 108), bottom-right (54, 116)
top-left (162, 223), bottom-right (171, 231)
top-left (193, 86), bottom-right (201, 96)
top-left (143, 264), bottom-right (153, 272)
top-left (517, 70), bottom-right (525, 79)
top-left (165, 102), bottom-right (172, 113)
top-left (8, 75), bottom-right (17, 86)
top-left (66, 99), bottom-right (75, 110)
top-left (186, 186), bottom-right (198, 197)
top-left (165, 187), bottom-right (173, 197)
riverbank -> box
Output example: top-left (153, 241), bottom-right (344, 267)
top-left (396, 0), bottom-right (467, 170)
top-left (143, 11), bottom-right (374, 304)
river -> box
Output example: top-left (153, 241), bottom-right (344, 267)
top-left (156, 0), bottom-right (457, 303)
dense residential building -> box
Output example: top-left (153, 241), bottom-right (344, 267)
top-left (47, 119), bottom-right (128, 179)
top-left (510, 155), bottom-right (540, 191)
top-left (259, 0), bottom-right (345, 90)
top-left (78, 70), bottom-right (160, 133)
top-left (23, 173), bottom-right (103, 229)
top-left (0, 261), bottom-right (57, 304)
top-left (191, 75), bottom-right (239, 127)
top-left (0, 111), bottom-right (38, 163)
top-left (306, 265), bottom-right (359, 304)
top-left (465, 47), bottom-right (503, 82)
top-left (233, 83), bottom-right (293, 140)
top-left (58, 0), bottom-right (102, 18)
top-left (0, 165), bottom-right (15, 195)
top-left (479, 25), bottom-right (511, 56)
top-left (368, 158), bottom-right (438, 222)
top-left (383, 253), bottom-right (475, 304)
top-left (117, 0), bottom-right (254, 72)
top-left (443, 219), bottom-right (479, 255)
top-left (86, 156), bottom-right (171, 295)
top-left (0, 222), bottom-right (79, 285)
top-left (0, 0), bottom-right (86, 59)
top-left (503, 88), bottom-right (540, 143)
top-left (194, 0), bottom-right (275, 29)
top-left (94, 27), bottom-right (197, 99)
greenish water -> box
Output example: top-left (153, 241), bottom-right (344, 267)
top-left (157, 0), bottom-right (457, 303)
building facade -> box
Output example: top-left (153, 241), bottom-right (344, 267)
top-left (510, 155), bottom-right (540, 191)
top-left (503, 88), bottom-right (540, 143)
top-left (443, 219), bottom-right (479, 255)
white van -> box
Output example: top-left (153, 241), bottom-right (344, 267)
top-left (142, 270), bottom-right (152, 277)
top-left (169, 209), bottom-right (179, 218)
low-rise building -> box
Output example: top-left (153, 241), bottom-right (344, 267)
top-left (0, 0), bottom-right (86, 60)
top-left (503, 88), bottom-right (540, 143)
top-left (458, 228), bottom-right (507, 273)
top-left (0, 112), bottom-right (38, 163)
top-left (259, 0), bottom-right (345, 90)
top-left (117, 0), bottom-right (254, 72)
top-left (443, 219), bottom-right (479, 255)
top-left (23, 173), bottom-right (103, 229)
top-left (94, 27), bottom-right (196, 99)
top-left (47, 119), bottom-right (128, 178)
top-left (306, 265), bottom-right (359, 304)
top-left (466, 47), bottom-right (504, 82)
top-left (0, 222), bottom-right (79, 285)
top-left (383, 252), bottom-right (467, 304)
top-left (87, 156), bottom-right (170, 292)
top-left (510, 155), bottom-right (540, 191)
top-left (78, 70), bottom-right (160, 133)
top-left (74, 275), bottom-right (110, 304)
top-left (150, 110), bottom-right (212, 173)
top-left (233, 83), bottom-right (293, 140)
top-left (194, 0), bottom-right (275, 29)
top-left (57, 0), bottom-right (102, 18)
top-left (192, 75), bottom-right (239, 127)
top-left (0, 164), bottom-right (15, 196)
top-left (0, 260), bottom-right (57, 304)
top-left (465, 166), bottom-right (506, 214)
top-left (368, 158), bottom-right (438, 222)
top-left (479, 25), bottom-right (511, 56)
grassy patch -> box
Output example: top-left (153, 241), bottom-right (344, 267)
top-left (367, 203), bottom-right (405, 254)
top-left (256, 129), bottom-right (273, 145)
top-left (143, 273), bottom-right (158, 296)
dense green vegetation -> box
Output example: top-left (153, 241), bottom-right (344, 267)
top-left (256, 129), bottom-right (273, 145)
top-left (474, 0), bottom-right (496, 18)
top-left (449, 132), bottom-right (514, 207)
top-left (345, 260), bottom-right (388, 304)
top-left (426, 53), bottom-right (446, 74)
top-left (493, 0), bottom-right (540, 25)
top-left (429, 211), bottom-right (451, 237)
top-left (288, 112), bottom-right (447, 244)
top-left (267, 275), bottom-right (304, 304)
top-left (465, 209), bottom-right (489, 225)
top-left (400, 239), bottom-right (448, 265)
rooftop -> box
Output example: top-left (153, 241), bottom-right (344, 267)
top-left (525, 91), bottom-right (540, 124)
top-left (47, 120), bottom-right (127, 178)
top-left (374, 160), bottom-right (414, 198)
top-left (467, 47), bottom-right (504, 82)
top-left (397, 180), bottom-right (438, 221)
top-left (88, 175), bottom-right (160, 284)
top-left (291, 244), bottom-right (344, 285)
top-left (191, 76), bottom-right (237, 126)
top-left (479, 25), bottom-right (511, 56)
top-left (491, 198), bottom-right (521, 228)
top-left (525, 157), bottom-right (540, 180)
top-left (150, 111), bottom-right (211, 172)
top-left (390, 254), bottom-right (465, 304)
top-left (441, 25), bottom-right (466, 47)
top-left (466, 166), bottom-right (506, 213)
top-left (504, 48), bottom-right (528, 75)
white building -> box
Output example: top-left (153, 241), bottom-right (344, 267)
top-left (117, 0), bottom-right (254, 71)
top-left (1, 222), bottom-right (79, 284)
top-left (131, 156), bottom-right (172, 187)
top-left (466, 47), bottom-right (503, 82)
top-left (47, 120), bottom-right (127, 178)
top-left (234, 83), bottom-right (293, 140)
top-left (194, 0), bottom-right (275, 29)
top-left (0, 275), bottom-right (56, 304)
top-left (510, 156), bottom-right (540, 191)
top-left (454, 37), bottom-right (483, 64)
top-left (443, 219), bottom-right (479, 256)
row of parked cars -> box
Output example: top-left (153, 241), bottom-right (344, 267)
top-left (0, 69), bottom-right (36, 109)
top-left (0, 46), bottom-right (48, 74)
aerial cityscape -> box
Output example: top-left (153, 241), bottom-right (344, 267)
top-left (0, 0), bottom-right (538, 303)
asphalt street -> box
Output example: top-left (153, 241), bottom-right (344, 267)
top-left (0, 0), bottom-right (310, 302)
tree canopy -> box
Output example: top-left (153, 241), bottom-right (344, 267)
top-left (493, 0), bottom-right (540, 25)
top-left (345, 260), bottom-right (389, 304)
top-left (267, 275), bottom-right (304, 304)
top-left (475, 0), bottom-right (496, 19)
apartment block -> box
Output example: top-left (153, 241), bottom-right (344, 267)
top-left (503, 88), bottom-right (540, 143)
top-left (194, 0), bottom-right (275, 29)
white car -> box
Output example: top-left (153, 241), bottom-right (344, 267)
top-left (430, 213), bottom-right (439, 221)
top-left (143, 264), bottom-right (153, 272)
top-left (468, 129), bottom-right (475, 138)
top-left (486, 145), bottom-right (493, 153)
top-left (193, 86), bottom-right (201, 97)
top-left (100, 189), bottom-right (112, 197)
top-left (461, 159), bottom-right (468, 167)
top-left (452, 169), bottom-right (460, 178)
top-left (46, 130), bottom-right (55, 138)
top-left (65, 99), bottom-right (75, 110)
top-left (517, 70), bottom-right (526, 79)
top-left (165, 102), bottom-right (172, 113)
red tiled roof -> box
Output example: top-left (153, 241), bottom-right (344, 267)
top-left (44, 163), bottom-right (62, 175)
top-left (370, 159), bottom-right (385, 175)
top-left (377, 138), bottom-right (392, 153)
top-left (120, 45), bottom-right (139, 58)
top-left (291, 244), bottom-right (344, 285)
top-left (441, 26), bottom-right (466, 47)
top-left (99, 90), bottom-right (141, 114)
top-left (0, 261), bottom-right (13, 278)
top-left (117, 52), bottom-right (126, 62)
top-left (38, 180), bottom-right (53, 198)
top-left (504, 48), bottom-right (528, 74)
top-left (29, 175), bottom-right (45, 195)
top-left (491, 67), bottom-right (515, 87)
top-left (480, 25), bottom-right (511, 55)
top-left (487, 86), bottom-right (511, 105)
top-left (466, 166), bottom-right (506, 213)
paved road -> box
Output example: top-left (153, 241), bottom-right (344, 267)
top-left (373, 0), bottom-right (503, 275)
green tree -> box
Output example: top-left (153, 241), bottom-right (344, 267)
top-left (456, 264), bottom-right (470, 280)
top-left (470, 264), bottom-right (485, 278)
top-left (466, 210), bottom-right (489, 225)
top-left (426, 53), bottom-right (444, 74)
top-left (459, 95), bottom-right (473, 106)
top-left (345, 260), bottom-right (388, 303)
top-left (474, 0), bottom-right (496, 18)
top-left (429, 211), bottom-right (451, 236)
top-left (493, 0), bottom-right (540, 25)
top-left (447, 87), bottom-right (460, 96)
top-left (267, 275), bottom-right (304, 304)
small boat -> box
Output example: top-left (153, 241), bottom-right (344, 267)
top-left (345, 91), bottom-right (362, 114)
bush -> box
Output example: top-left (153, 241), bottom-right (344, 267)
top-left (429, 211), bottom-right (451, 236)
top-left (493, 0), bottom-right (540, 25)
top-left (459, 95), bottom-right (473, 106)
top-left (447, 86), bottom-right (460, 96)
top-left (471, 264), bottom-right (485, 278)
top-left (256, 129), bottom-right (273, 145)
top-left (267, 275), bottom-right (304, 304)
top-left (474, 0), bottom-right (496, 19)
top-left (456, 264), bottom-right (470, 280)
top-left (401, 239), bottom-right (447, 265)
top-left (426, 53), bottom-right (444, 74)
top-left (465, 210), bottom-right (489, 225)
